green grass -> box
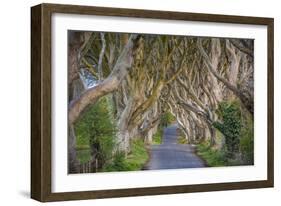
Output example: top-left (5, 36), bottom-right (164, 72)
top-left (177, 135), bottom-right (188, 144)
top-left (76, 148), bottom-right (91, 164)
top-left (126, 139), bottom-right (149, 170)
top-left (102, 139), bottom-right (149, 172)
top-left (152, 129), bottom-right (163, 145)
top-left (196, 143), bottom-right (227, 167)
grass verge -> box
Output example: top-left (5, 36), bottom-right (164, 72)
top-left (196, 143), bottom-right (227, 167)
top-left (177, 135), bottom-right (188, 144)
top-left (102, 138), bottom-right (149, 172)
top-left (152, 129), bottom-right (163, 145)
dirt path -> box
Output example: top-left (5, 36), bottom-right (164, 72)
top-left (144, 124), bottom-right (206, 170)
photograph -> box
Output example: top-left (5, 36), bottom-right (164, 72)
top-left (30, 2), bottom-right (274, 201)
top-left (67, 31), bottom-right (254, 174)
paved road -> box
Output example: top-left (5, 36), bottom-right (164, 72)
top-left (144, 124), bottom-right (206, 170)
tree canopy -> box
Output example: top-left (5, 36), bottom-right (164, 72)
top-left (67, 31), bottom-right (254, 173)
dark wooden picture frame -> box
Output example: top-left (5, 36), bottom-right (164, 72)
top-left (31, 3), bottom-right (274, 202)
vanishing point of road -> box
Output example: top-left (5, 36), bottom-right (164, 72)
top-left (144, 124), bottom-right (206, 170)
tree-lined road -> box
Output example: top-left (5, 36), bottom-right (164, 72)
top-left (67, 31), bottom-right (254, 173)
top-left (144, 124), bottom-right (206, 170)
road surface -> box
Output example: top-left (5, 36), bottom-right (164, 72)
top-left (144, 124), bottom-right (206, 170)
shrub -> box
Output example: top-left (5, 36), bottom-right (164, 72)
top-left (103, 152), bottom-right (130, 171)
top-left (76, 148), bottom-right (91, 164)
top-left (213, 101), bottom-right (242, 158)
top-left (240, 112), bottom-right (254, 164)
top-left (74, 96), bottom-right (116, 165)
top-left (198, 100), bottom-right (254, 166)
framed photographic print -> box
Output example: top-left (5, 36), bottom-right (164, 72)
top-left (31, 3), bottom-right (274, 202)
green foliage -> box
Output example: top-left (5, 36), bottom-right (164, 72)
top-left (213, 101), bottom-right (242, 158)
top-left (126, 139), bottom-right (149, 169)
top-left (102, 152), bottom-right (129, 171)
top-left (152, 129), bottom-right (163, 145)
top-left (197, 142), bottom-right (227, 166)
top-left (74, 96), bottom-right (116, 165)
top-left (177, 135), bottom-right (188, 144)
top-left (102, 139), bottom-right (149, 172)
top-left (240, 113), bottom-right (254, 164)
top-left (160, 111), bottom-right (175, 127)
top-left (151, 111), bottom-right (175, 145)
top-left (75, 145), bottom-right (90, 150)
top-left (204, 100), bottom-right (254, 165)
top-left (215, 129), bottom-right (224, 148)
top-left (76, 149), bottom-right (91, 164)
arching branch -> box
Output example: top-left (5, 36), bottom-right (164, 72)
top-left (197, 38), bottom-right (253, 115)
top-left (229, 39), bottom-right (253, 58)
top-left (68, 34), bottom-right (140, 124)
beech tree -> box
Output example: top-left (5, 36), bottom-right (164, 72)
top-left (68, 32), bottom-right (140, 172)
top-left (67, 31), bottom-right (254, 172)
top-left (197, 38), bottom-right (254, 115)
